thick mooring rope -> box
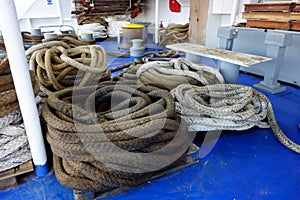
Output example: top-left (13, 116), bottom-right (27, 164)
top-left (0, 55), bottom-right (40, 171)
top-left (26, 41), bottom-right (110, 96)
top-left (136, 58), bottom-right (224, 91)
top-left (21, 31), bottom-right (44, 45)
top-left (171, 84), bottom-right (300, 154)
top-left (159, 23), bottom-right (189, 46)
top-left (42, 34), bottom-right (95, 47)
top-left (43, 81), bottom-right (190, 192)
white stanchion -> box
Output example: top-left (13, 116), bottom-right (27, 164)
top-left (0, 0), bottom-right (48, 177)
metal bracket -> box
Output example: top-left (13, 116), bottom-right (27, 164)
top-left (254, 31), bottom-right (292, 94)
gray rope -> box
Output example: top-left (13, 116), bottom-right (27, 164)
top-left (171, 84), bottom-right (300, 154)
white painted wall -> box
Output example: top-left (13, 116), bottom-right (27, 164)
top-left (14, 0), bottom-right (76, 31)
top-left (133, 0), bottom-right (190, 33)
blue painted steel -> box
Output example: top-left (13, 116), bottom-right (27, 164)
top-left (34, 162), bottom-right (49, 177)
top-left (1, 39), bottom-right (300, 200)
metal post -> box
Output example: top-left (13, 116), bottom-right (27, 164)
top-left (254, 32), bottom-right (292, 94)
top-left (0, 0), bottom-right (48, 177)
top-left (217, 27), bottom-right (240, 83)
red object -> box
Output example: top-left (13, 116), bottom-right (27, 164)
top-left (159, 21), bottom-right (164, 28)
top-left (169, 0), bottom-right (181, 12)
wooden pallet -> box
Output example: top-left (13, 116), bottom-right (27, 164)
top-left (0, 161), bottom-right (34, 190)
top-left (243, 2), bottom-right (300, 31)
top-left (74, 144), bottom-right (200, 200)
top-left (244, 2), bottom-right (293, 12)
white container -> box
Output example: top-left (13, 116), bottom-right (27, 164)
top-left (44, 32), bottom-right (56, 39)
top-left (80, 31), bottom-right (93, 40)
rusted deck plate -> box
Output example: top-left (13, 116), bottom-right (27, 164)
top-left (246, 19), bottom-right (290, 30)
top-left (244, 2), bottom-right (293, 12)
top-left (166, 43), bottom-right (272, 67)
top-left (242, 11), bottom-right (300, 21)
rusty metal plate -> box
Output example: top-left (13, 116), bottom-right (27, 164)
top-left (166, 43), bottom-right (272, 67)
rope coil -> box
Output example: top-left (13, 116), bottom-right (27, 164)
top-left (43, 81), bottom-right (192, 192)
top-left (136, 58), bottom-right (224, 91)
top-left (26, 41), bottom-right (110, 96)
top-left (0, 55), bottom-right (40, 172)
top-left (171, 84), bottom-right (300, 154)
top-left (159, 23), bottom-right (189, 46)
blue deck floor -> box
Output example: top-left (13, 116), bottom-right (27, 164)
top-left (1, 38), bottom-right (300, 200)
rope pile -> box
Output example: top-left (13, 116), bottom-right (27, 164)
top-left (136, 58), bottom-right (224, 91)
top-left (42, 34), bottom-right (95, 47)
top-left (111, 51), bottom-right (180, 83)
top-left (171, 84), bottom-right (300, 154)
top-left (25, 41), bottom-right (110, 96)
top-left (21, 31), bottom-right (44, 45)
top-left (78, 15), bottom-right (108, 28)
top-left (0, 55), bottom-right (40, 172)
top-left (0, 36), bottom-right (6, 52)
top-left (42, 81), bottom-right (191, 192)
top-left (159, 23), bottom-right (189, 46)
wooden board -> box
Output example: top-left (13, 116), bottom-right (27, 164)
top-left (293, 2), bottom-right (300, 12)
top-left (166, 43), bottom-right (272, 67)
top-left (246, 19), bottom-right (290, 30)
top-left (75, 144), bottom-right (201, 200)
top-left (290, 20), bottom-right (300, 31)
top-left (242, 11), bottom-right (300, 21)
top-left (0, 160), bottom-right (33, 181)
top-left (244, 2), bottom-right (293, 12)
top-left (188, 0), bottom-right (209, 45)
top-left (0, 160), bottom-right (33, 190)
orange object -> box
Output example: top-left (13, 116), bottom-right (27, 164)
top-left (170, 0), bottom-right (181, 12)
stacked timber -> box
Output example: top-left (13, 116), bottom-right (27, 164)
top-left (243, 2), bottom-right (300, 31)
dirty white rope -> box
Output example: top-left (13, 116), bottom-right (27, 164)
top-left (171, 84), bottom-right (300, 154)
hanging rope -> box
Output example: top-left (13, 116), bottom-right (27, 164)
top-left (26, 41), bottom-right (110, 96)
top-left (171, 84), bottom-right (300, 154)
top-left (136, 58), bottom-right (224, 91)
top-left (43, 81), bottom-right (191, 192)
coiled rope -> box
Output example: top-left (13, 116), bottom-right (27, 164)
top-left (42, 34), bottom-right (95, 47)
top-left (159, 23), bottom-right (189, 46)
top-left (171, 84), bottom-right (300, 154)
top-left (136, 58), bottom-right (224, 91)
top-left (0, 55), bottom-right (40, 171)
top-left (26, 41), bottom-right (110, 96)
top-left (43, 81), bottom-right (191, 192)
top-left (21, 31), bottom-right (44, 45)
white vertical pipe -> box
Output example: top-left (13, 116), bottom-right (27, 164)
top-left (155, 0), bottom-right (159, 43)
top-left (0, 0), bottom-right (48, 177)
top-left (230, 0), bottom-right (240, 26)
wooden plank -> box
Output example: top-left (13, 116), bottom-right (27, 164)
top-left (0, 161), bottom-right (33, 190)
top-left (75, 144), bottom-right (200, 200)
top-left (242, 11), bottom-right (300, 21)
top-left (166, 43), bottom-right (272, 67)
top-left (246, 19), bottom-right (290, 30)
top-left (290, 20), bottom-right (300, 31)
top-left (0, 161), bottom-right (34, 181)
top-left (293, 2), bottom-right (300, 12)
top-left (244, 2), bottom-right (293, 12)
top-left (188, 0), bottom-right (209, 45)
